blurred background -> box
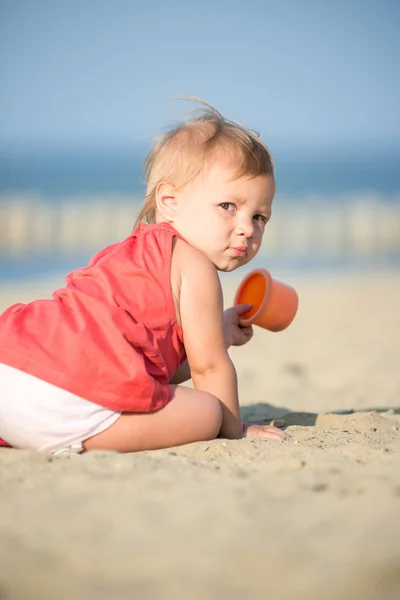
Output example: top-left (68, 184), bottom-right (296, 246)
top-left (1, 0), bottom-right (399, 283)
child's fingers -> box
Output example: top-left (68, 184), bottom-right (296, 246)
top-left (240, 326), bottom-right (253, 338)
top-left (229, 324), bottom-right (253, 346)
top-left (234, 303), bottom-right (253, 314)
top-left (259, 426), bottom-right (288, 441)
top-left (244, 424), bottom-right (289, 441)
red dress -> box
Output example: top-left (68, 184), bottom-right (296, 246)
top-left (0, 223), bottom-right (187, 418)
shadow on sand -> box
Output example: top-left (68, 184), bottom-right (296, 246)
top-left (241, 403), bottom-right (400, 429)
top-left (241, 403), bottom-right (318, 427)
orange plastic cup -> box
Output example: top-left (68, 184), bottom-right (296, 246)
top-left (233, 268), bottom-right (299, 332)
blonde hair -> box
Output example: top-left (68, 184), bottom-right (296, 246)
top-left (134, 99), bottom-right (275, 229)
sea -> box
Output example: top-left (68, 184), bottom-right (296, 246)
top-left (1, 144), bottom-right (400, 198)
top-left (1, 144), bottom-right (399, 281)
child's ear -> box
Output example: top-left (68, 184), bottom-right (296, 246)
top-left (155, 182), bottom-right (178, 222)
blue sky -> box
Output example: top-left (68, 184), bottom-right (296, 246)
top-left (1, 0), bottom-right (399, 150)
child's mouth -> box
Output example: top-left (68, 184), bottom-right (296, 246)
top-left (229, 247), bottom-right (247, 257)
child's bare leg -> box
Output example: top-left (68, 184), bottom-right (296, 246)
top-left (83, 385), bottom-right (223, 453)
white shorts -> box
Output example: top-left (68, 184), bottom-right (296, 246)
top-left (0, 363), bottom-right (121, 454)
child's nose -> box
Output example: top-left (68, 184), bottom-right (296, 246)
top-left (237, 218), bottom-right (254, 237)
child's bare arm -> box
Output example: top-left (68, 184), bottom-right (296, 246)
top-left (170, 304), bottom-right (253, 384)
top-left (177, 243), bottom-right (243, 439)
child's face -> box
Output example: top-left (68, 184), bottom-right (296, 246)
top-left (170, 161), bottom-right (275, 272)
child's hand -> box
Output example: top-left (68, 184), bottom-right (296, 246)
top-left (223, 304), bottom-right (253, 348)
top-left (243, 423), bottom-right (288, 441)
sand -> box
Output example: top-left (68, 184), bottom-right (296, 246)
top-left (1, 268), bottom-right (400, 600)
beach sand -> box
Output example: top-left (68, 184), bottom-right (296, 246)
top-left (1, 269), bottom-right (400, 600)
